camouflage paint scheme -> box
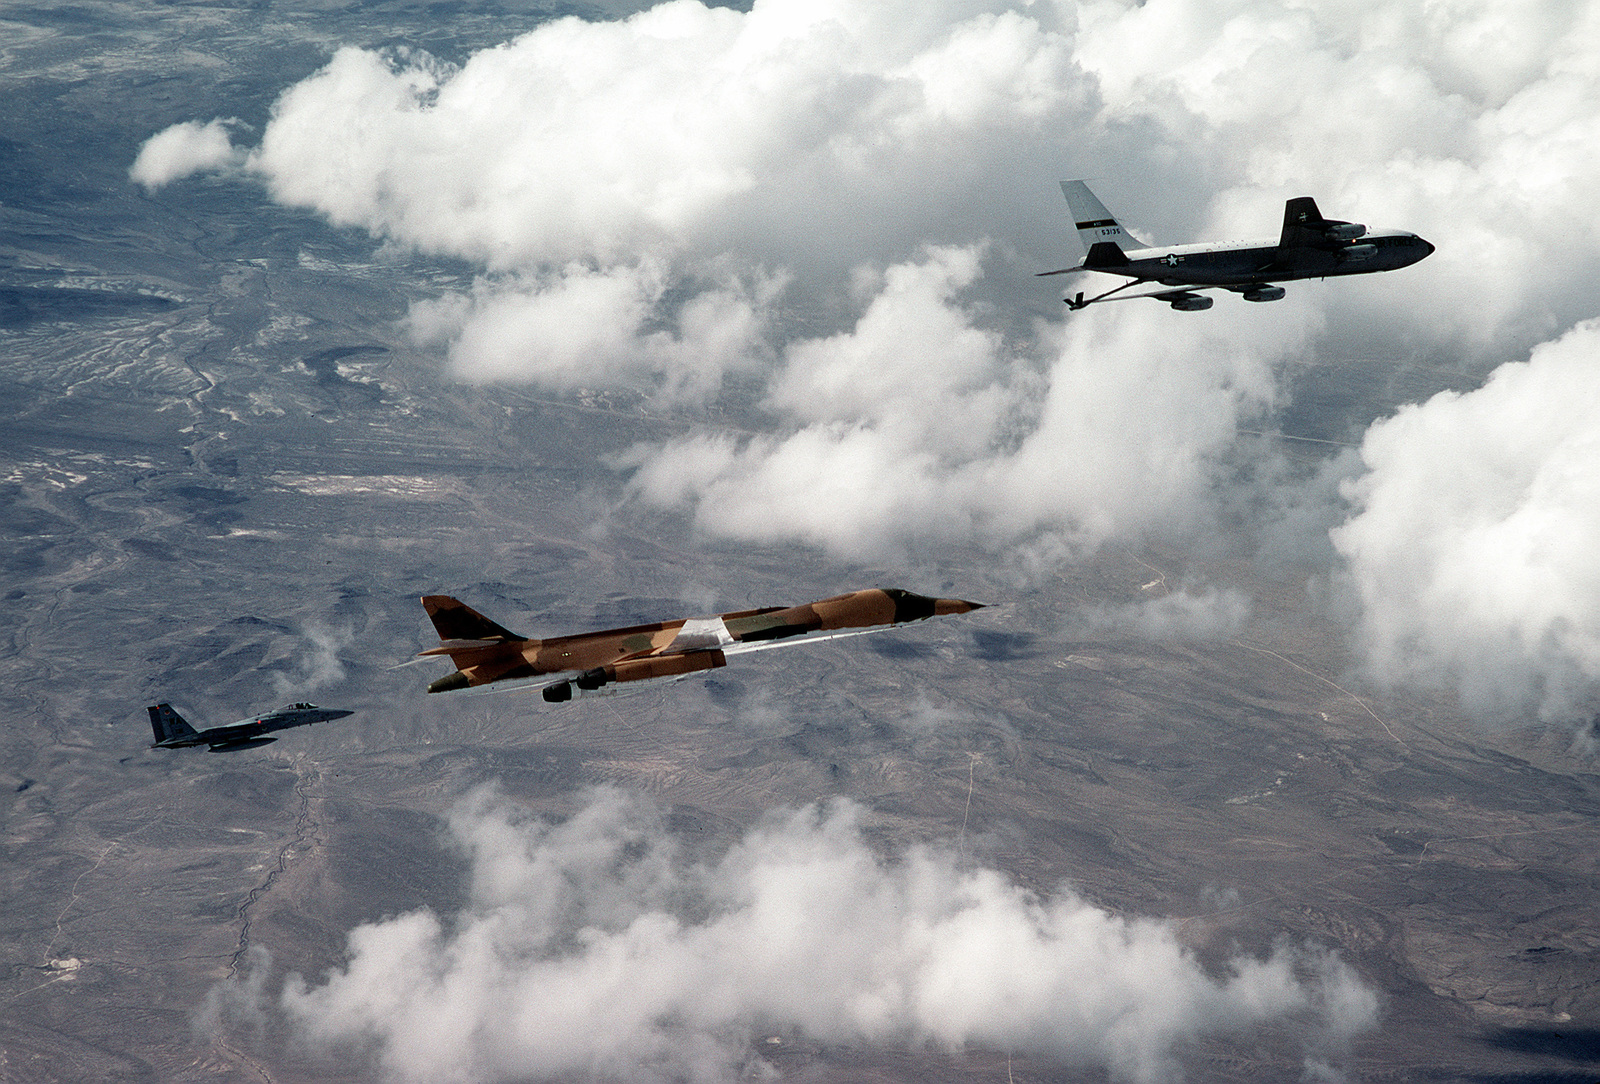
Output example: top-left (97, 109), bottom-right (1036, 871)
top-left (419, 589), bottom-right (984, 702)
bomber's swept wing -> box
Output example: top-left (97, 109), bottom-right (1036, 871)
top-left (441, 625), bottom-right (903, 699)
top-left (417, 589), bottom-right (985, 703)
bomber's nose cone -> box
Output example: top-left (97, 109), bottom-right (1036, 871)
top-left (934, 598), bottom-right (985, 616)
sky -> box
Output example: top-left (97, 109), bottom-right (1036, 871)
top-left (131, 0), bottom-right (1600, 1077)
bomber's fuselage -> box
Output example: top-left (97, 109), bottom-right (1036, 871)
top-left (424, 589), bottom-right (977, 694)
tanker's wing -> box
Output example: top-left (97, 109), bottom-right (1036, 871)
top-left (418, 589), bottom-right (984, 703)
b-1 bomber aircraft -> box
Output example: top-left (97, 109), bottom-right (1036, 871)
top-left (147, 701), bottom-right (354, 751)
top-left (1040, 180), bottom-right (1433, 311)
top-left (417, 588), bottom-right (984, 702)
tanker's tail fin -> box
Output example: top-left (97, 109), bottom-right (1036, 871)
top-left (1059, 180), bottom-right (1147, 254)
top-left (1279, 195), bottom-right (1329, 249)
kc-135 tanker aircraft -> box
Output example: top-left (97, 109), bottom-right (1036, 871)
top-left (1041, 180), bottom-right (1433, 310)
top-left (419, 588), bottom-right (984, 702)
top-left (146, 701), bottom-right (355, 751)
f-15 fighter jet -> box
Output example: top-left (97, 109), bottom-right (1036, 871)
top-left (419, 588), bottom-right (984, 703)
top-left (147, 701), bottom-right (354, 751)
top-left (1040, 180), bottom-right (1433, 311)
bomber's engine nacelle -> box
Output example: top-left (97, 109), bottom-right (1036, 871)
top-left (1243, 285), bottom-right (1286, 302)
top-left (1169, 294), bottom-right (1213, 311)
top-left (567, 649), bottom-right (729, 695)
top-left (1326, 222), bottom-right (1366, 241)
top-left (1338, 243), bottom-right (1377, 262)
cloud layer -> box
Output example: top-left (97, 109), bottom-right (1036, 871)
top-left (133, 0), bottom-right (1600, 721)
top-left (281, 787), bottom-right (1375, 1082)
top-left (1334, 318), bottom-right (1600, 726)
top-left (132, 0), bottom-right (1600, 384)
top-left (130, 118), bottom-right (245, 189)
top-left (618, 244), bottom-right (1301, 559)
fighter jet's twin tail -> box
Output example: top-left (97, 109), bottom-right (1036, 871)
top-left (417, 589), bottom-right (985, 703)
top-left (1041, 180), bottom-right (1433, 311)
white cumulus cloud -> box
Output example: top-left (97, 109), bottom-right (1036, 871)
top-left (135, 0), bottom-right (1600, 702)
top-left (280, 786), bottom-right (1376, 1083)
top-left (136, 0), bottom-right (1600, 375)
top-left (270, 621), bottom-right (353, 697)
top-left (230, 3), bottom-right (1087, 271)
top-left (619, 244), bottom-right (1304, 561)
top-left (1333, 318), bottom-right (1600, 726)
top-left (1075, 585), bottom-right (1254, 641)
top-left (129, 118), bottom-right (245, 189)
top-left (408, 262), bottom-right (782, 402)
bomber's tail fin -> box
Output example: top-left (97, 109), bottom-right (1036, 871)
top-left (148, 704), bottom-right (198, 745)
top-left (419, 596), bottom-right (531, 694)
top-left (421, 595), bottom-right (524, 643)
top-left (418, 595), bottom-right (528, 682)
top-left (1059, 180), bottom-right (1147, 255)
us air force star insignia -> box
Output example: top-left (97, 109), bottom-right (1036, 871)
top-left (1165, 253), bottom-right (1180, 267)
